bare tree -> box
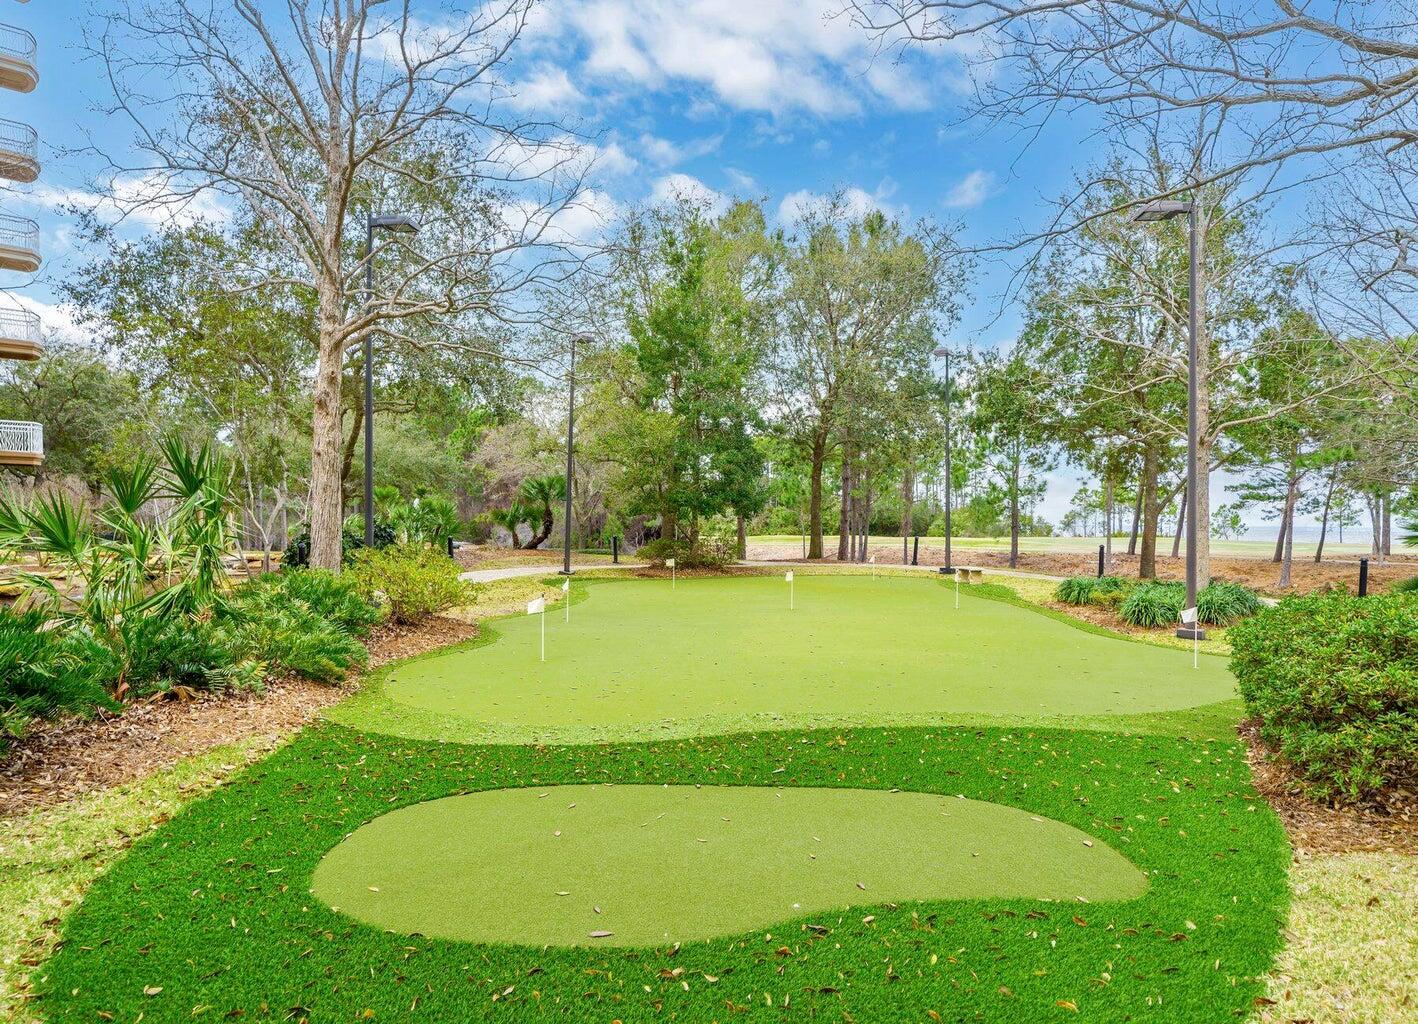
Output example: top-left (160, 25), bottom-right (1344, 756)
top-left (849, 1), bottom-right (1418, 189)
top-left (82, 0), bottom-right (593, 569)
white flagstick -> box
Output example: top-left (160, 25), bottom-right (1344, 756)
top-left (1181, 606), bottom-right (1199, 669)
top-left (527, 596), bottom-right (547, 661)
top-left (563, 577), bottom-right (571, 622)
top-left (870, 553), bottom-right (877, 577)
top-left (667, 557), bottom-right (676, 589)
top-left (954, 572), bottom-right (959, 609)
top-left (786, 570), bottom-right (794, 610)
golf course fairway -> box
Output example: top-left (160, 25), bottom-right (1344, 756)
top-left (311, 784), bottom-right (1149, 946)
top-left (367, 574), bottom-right (1233, 742)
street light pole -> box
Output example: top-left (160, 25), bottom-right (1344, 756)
top-left (560, 333), bottom-right (586, 576)
top-left (933, 346), bottom-right (954, 575)
top-left (361, 211), bottom-right (420, 548)
top-left (1130, 198), bottom-right (1205, 640)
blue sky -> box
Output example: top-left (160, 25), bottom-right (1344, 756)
top-left (1, 1), bottom-right (1317, 537)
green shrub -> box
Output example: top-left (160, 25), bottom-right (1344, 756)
top-left (348, 544), bottom-right (477, 625)
top-left (247, 569), bottom-right (382, 636)
top-left (1392, 576), bottom-right (1418, 595)
top-left (218, 587), bottom-right (367, 684)
top-left (1055, 574), bottom-right (1129, 606)
top-left (1119, 580), bottom-right (1185, 627)
top-left (1196, 580), bottom-right (1262, 625)
top-left (282, 520), bottom-right (395, 568)
top-left (636, 536), bottom-right (735, 570)
top-left (1230, 591), bottom-right (1418, 802)
top-left (0, 608), bottom-right (113, 738)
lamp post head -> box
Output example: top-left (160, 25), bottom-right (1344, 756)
top-left (932, 346), bottom-right (951, 358)
top-left (369, 213), bottom-right (420, 234)
top-left (1130, 199), bottom-right (1191, 223)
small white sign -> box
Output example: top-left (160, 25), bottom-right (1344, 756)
top-left (785, 571), bottom-right (794, 582)
top-left (665, 558), bottom-right (676, 568)
top-left (562, 578), bottom-right (570, 592)
top-left (527, 597), bottom-right (545, 615)
top-left (1181, 606), bottom-right (1198, 624)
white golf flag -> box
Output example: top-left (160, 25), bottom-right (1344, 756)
top-left (665, 558), bottom-right (676, 568)
top-left (527, 597), bottom-right (545, 615)
top-left (562, 578), bottom-right (570, 592)
top-left (1181, 606), bottom-right (1198, 624)
top-left (785, 571), bottom-right (794, 582)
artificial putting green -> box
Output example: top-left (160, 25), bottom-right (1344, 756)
top-left (354, 574), bottom-right (1233, 743)
top-left (39, 723), bottom-right (1289, 1023)
top-left (311, 784), bottom-right (1147, 946)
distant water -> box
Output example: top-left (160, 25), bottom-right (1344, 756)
top-left (1237, 523), bottom-right (1376, 546)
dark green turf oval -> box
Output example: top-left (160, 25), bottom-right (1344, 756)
top-left (311, 784), bottom-right (1148, 946)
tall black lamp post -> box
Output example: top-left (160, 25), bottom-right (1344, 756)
top-left (560, 333), bottom-right (590, 575)
top-left (1130, 198), bottom-right (1205, 640)
top-left (933, 346), bottom-right (955, 575)
top-left (362, 211), bottom-right (419, 547)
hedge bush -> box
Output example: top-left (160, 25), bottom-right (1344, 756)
top-left (0, 609), bottom-right (113, 739)
top-left (1197, 580), bottom-right (1262, 625)
top-left (635, 536), bottom-right (735, 569)
top-left (248, 569), bottom-right (383, 636)
top-left (1055, 575), bottom-right (1129, 606)
top-left (348, 544), bottom-right (476, 625)
top-left (1229, 591), bottom-right (1418, 802)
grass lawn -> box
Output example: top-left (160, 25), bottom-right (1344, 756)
top-left (37, 722), bottom-right (1289, 1023)
top-left (331, 574), bottom-right (1234, 745)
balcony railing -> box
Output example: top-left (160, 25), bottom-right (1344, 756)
top-left (0, 212), bottom-right (39, 272)
top-left (0, 306), bottom-right (40, 359)
top-left (0, 117), bottom-right (37, 182)
top-left (0, 419), bottom-right (42, 465)
top-left (0, 23), bottom-right (36, 93)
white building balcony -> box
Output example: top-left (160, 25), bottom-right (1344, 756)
top-left (0, 306), bottom-right (40, 359)
top-left (0, 213), bottom-right (39, 273)
top-left (0, 117), bottom-right (37, 182)
top-left (0, 419), bottom-right (42, 466)
top-left (0, 24), bottom-right (36, 93)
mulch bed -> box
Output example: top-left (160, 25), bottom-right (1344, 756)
top-left (0, 616), bottom-right (480, 820)
top-left (1241, 722), bottom-right (1418, 857)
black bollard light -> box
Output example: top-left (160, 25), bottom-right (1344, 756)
top-left (912, 535), bottom-right (919, 566)
top-left (1097, 544), bottom-right (1105, 578)
top-left (1359, 557), bottom-right (1369, 597)
top-left (447, 536), bottom-right (455, 559)
top-left (612, 535), bottom-right (620, 564)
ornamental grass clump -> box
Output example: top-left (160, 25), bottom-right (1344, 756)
top-left (1229, 590), bottom-right (1418, 802)
top-left (1196, 580), bottom-right (1262, 625)
top-left (1118, 580), bottom-right (1185, 627)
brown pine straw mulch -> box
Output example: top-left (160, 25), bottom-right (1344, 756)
top-left (1240, 722), bottom-right (1418, 857)
top-left (0, 615), bottom-right (478, 820)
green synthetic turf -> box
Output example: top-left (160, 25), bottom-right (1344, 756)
top-left (312, 784), bottom-right (1147, 946)
top-left (39, 724), bottom-right (1289, 1024)
top-left (369, 575), bottom-right (1233, 743)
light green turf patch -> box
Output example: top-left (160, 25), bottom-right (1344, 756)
top-left (333, 574), bottom-right (1234, 745)
top-left (312, 784), bottom-right (1147, 947)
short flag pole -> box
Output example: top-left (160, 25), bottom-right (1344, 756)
top-left (528, 596), bottom-right (546, 661)
top-left (1181, 606), bottom-right (1198, 668)
top-left (870, 553), bottom-right (877, 577)
top-left (667, 557), bottom-right (676, 589)
top-left (786, 570), bottom-right (794, 610)
top-left (563, 577), bottom-right (571, 622)
top-left (954, 572), bottom-right (959, 610)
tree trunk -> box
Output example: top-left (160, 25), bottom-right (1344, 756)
top-left (1171, 483), bottom-right (1186, 559)
top-left (807, 431), bottom-right (826, 559)
top-left (860, 470), bottom-right (873, 563)
top-left (1314, 468), bottom-right (1336, 563)
top-left (736, 515), bottom-right (746, 561)
top-left (1139, 443), bottom-right (1160, 579)
top-left (1127, 485), bottom-right (1142, 555)
top-left (308, 334), bottom-right (347, 571)
top-left (1192, 203), bottom-right (1214, 589)
top-left (1278, 470), bottom-right (1298, 589)
top-left (1382, 495), bottom-right (1392, 558)
top-left (838, 456), bottom-right (852, 561)
top-left (1367, 494), bottom-right (1382, 558)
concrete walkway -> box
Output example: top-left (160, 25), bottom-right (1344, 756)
top-left (459, 563), bottom-right (645, 584)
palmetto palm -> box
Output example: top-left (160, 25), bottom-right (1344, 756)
top-left (489, 502), bottom-right (532, 549)
top-left (519, 474), bottom-right (566, 550)
top-left (6, 438), bottom-right (239, 698)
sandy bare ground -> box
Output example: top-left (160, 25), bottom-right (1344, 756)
top-left (747, 540), bottom-right (1416, 596)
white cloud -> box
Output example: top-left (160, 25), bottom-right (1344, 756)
top-left (15, 174), bottom-right (231, 229)
top-left (639, 132), bottom-right (722, 168)
top-left (649, 173), bottom-right (728, 214)
top-left (506, 64), bottom-right (586, 112)
top-left (546, 0), bottom-right (954, 117)
top-left (723, 167), bottom-right (758, 194)
top-left (777, 184), bottom-right (900, 225)
top-left (490, 135), bottom-right (637, 182)
top-left (4, 292), bottom-right (82, 342)
top-left (942, 169), bottom-right (995, 209)
top-left (500, 188), bottom-right (622, 248)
